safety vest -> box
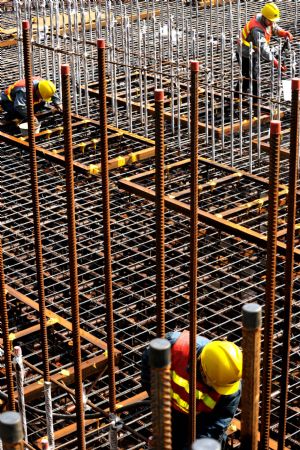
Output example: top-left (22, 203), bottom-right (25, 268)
top-left (170, 331), bottom-right (220, 414)
top-left (5, 77), bottom-right (41, 103)
top-left (242, 16), bottom-right (272, 49)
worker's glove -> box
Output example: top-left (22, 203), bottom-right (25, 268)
top-left (279, 30), bottom-right (293, 41)
top-left (281, 65), bottom-right (287, 73)
top-left (273, 58), bottom-right (279, 69)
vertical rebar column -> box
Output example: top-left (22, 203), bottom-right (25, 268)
top-left (260, 120), bottom-right (281, 450)
top-left (155, 89), bottom-right (165, 338)
top-left (189, 60), bottom-right (199, 447)
top-left (241, 303), bottom-right (262, 450)
top-left (149, 339), bottom-right (172, 450)
top-left (61, 63), bottom-right (86, 450)
top-left (97, 38), bottom-right (116, 415)
top-left (0, 412), bottom-right (23, 450)
top-left (0, 243), bottom-right (15, 411)
top-left (13, 347), bottom-right (27, 443)
top-left (278, 79), bottom-right (300, 450)
top-left (22, 18), bottom-right (51, 381)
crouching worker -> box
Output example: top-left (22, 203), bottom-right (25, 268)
top-left (141, 330), bottom-right (242, 450)
top-left (0, 77), bottom-right (62, 124)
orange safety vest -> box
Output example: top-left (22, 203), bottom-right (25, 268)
top-left (170, 331), bottom-right (220, 415)
top-left (242, 16), bottom-right (272, 49)
top-left (5, 77), bottom-right (42, 103)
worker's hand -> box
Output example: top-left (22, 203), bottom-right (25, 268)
top-left (55, 103), bottom-right (63, 112)
top-left (282, 31), bottom-right (293, 42)
top-left (273, 58), bottom-right (279, 69)
top-left (281, 65), bottom-right (287, 73)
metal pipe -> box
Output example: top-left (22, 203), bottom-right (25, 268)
top-left (189, 60), bottom-right (199, 446)
top-left (0, 412), bottom-right (23, 450)
top-left (260, 120), bottom-right (281, 450)
top-left (149, 338), bottom-right (172, 450)
top-left (97, 38), bottom-right (117, 415)
top-left (155, 89), bottom-right (165, 339)
top-left (0, 243), bottom-right (15, 411)
top-left (44, 382), bottom-right (54, 450)
top-left (13, 347), bottom-right (27, 444)
top-left (61, 63), bottom-right (86, 450)
top-left (22, 20), bottom-right (51, 385)
top-left (278, 79), bottom-right (300, 450)
top-left (241, 303), bottom-right (262, 450)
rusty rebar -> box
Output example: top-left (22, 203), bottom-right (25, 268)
top-left (241, 303), bottom-right (262, 450)
top-left (22, 20), bottom-right (50, 383)
top-left (149, 338), bottom-right (172, 450)
top-left (0, 412), bottom-right (23, 450)
top-left (189, 60), bottom-right (199, 446)
top-left (278, 79), bottom-right (300, 450)
top-left (155, 88), bottom-right (165, 338)
top-left (61, 63), bottom-right (86, 450)
top-left (0, 243), bottom-right (15, 411)
top-left (97, 38), bottom-right (116, 414)
top-left (260, 120), bottom-right (281, 450)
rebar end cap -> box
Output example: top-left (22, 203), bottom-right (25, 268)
top-left (155, 89), bottom-right (164, 101)
top-left (97, 38), bottom-right (106, 48)
top-left (190, 60), bottom-right (200, 72)
top-left (149, 338), bottom-right (171, 368)
top-left (0, 412), bottom-right (23, 444)
top-left (292, 78), bottom-right (300, 91)
top-left (270, 120), bottom-right (281, 135)
top-left (61, 64), bottom-right (70, 75)
top-left (242, 303), bottom-right (262, 330)
top-left (22, 20), bottom-right (30, 30)
top-left (192, 438), bottom-right (221, 450)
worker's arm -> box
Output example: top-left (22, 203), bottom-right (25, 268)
top-left (51, 91), bottom-right (63, 111)
top-left (13, 89), bottom-right (28, 120)
top-left (251, 28), bottom-right (274, 61)
top-left (196, 387), bottom-right (241, 443)
top-left (273, 24), bottom-right (293, 41)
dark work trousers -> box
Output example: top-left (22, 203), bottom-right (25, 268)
top-left (171, 409), bottom-right (226, 450)
top-left (235, 52), bottom-right (258, 103)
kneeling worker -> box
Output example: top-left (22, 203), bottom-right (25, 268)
top-left (0, 77), bottom-right (62, 124)
top-left (141, 330), bottom-right (242, 450)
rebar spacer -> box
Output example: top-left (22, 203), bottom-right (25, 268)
top-left (97, 38), bottom-right (106, 48)
top-left (61, 64), bottom-right (70, 76)
top-left (242, 303), bottom-right (262, 330)
top-left (270, 120), bottom-right (281, 135)
top-left (149, 338), bottom-right (170, 369)
top-left (190, 61), bottom-right (200, 72)
top-left (155, 89), bottom-right (164, 101)
top-left (292, 78), bottom-right (300, 91)
top-left (22, 20), bottom-right (30, 30)
top-left (0, 412), bottom-right (23, 444)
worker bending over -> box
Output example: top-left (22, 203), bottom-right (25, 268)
top-left (0, 77), bottom-right (62, 124)
top-left (235, 2), bottom-right (293, 103)
top-left (141, 330), bottom-right (242, 450)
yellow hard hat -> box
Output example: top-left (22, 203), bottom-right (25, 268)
top-left (200, 341), bottom-right (242, 395)
top-left (261, 3), bottom-right (280, 22)
top-left (38, 80), bottom-right (56, 102)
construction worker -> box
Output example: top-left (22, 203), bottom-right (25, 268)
top-left (0, 77), bottom-right (62, 124)
top-left (235, 2), bottom-right (293, 104)
top-left (141, 330), bottom-right (242, 450)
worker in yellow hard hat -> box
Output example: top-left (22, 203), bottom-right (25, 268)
top-left (141, 330), bottom-right (242, 449)
top-left (235, 2), bottom-right (293, 108)
top-left (0, 77), bottom-right (62, 125)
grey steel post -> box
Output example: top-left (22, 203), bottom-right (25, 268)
top-left (0, 412), bottom-right (23, 450)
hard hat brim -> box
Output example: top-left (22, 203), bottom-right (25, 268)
top-left (44, 97), bottom-right (52, 102)
top-left (211, 380), bottom-right (241, 396)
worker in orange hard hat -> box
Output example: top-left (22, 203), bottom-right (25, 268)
top-left (235, 2), bottom-right (293, 106)
top-left (141, 330), bottom-right (242, 450)
top-left (0, 77), bottom-right (62, 125)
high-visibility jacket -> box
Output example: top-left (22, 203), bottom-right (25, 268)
top-left (170, 330), bottom-right (220, 414)
top-left (5, 77), bottom-right (42, 104)
top-left (242, 16), bottom-right (271, 49)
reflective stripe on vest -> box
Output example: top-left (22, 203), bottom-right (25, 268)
top-left (241, 17), bottom-right (271, 49)
top-left (170, 389), bottom-right (189, 414)
top-left (171, 370), bottom-right (217, 410)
